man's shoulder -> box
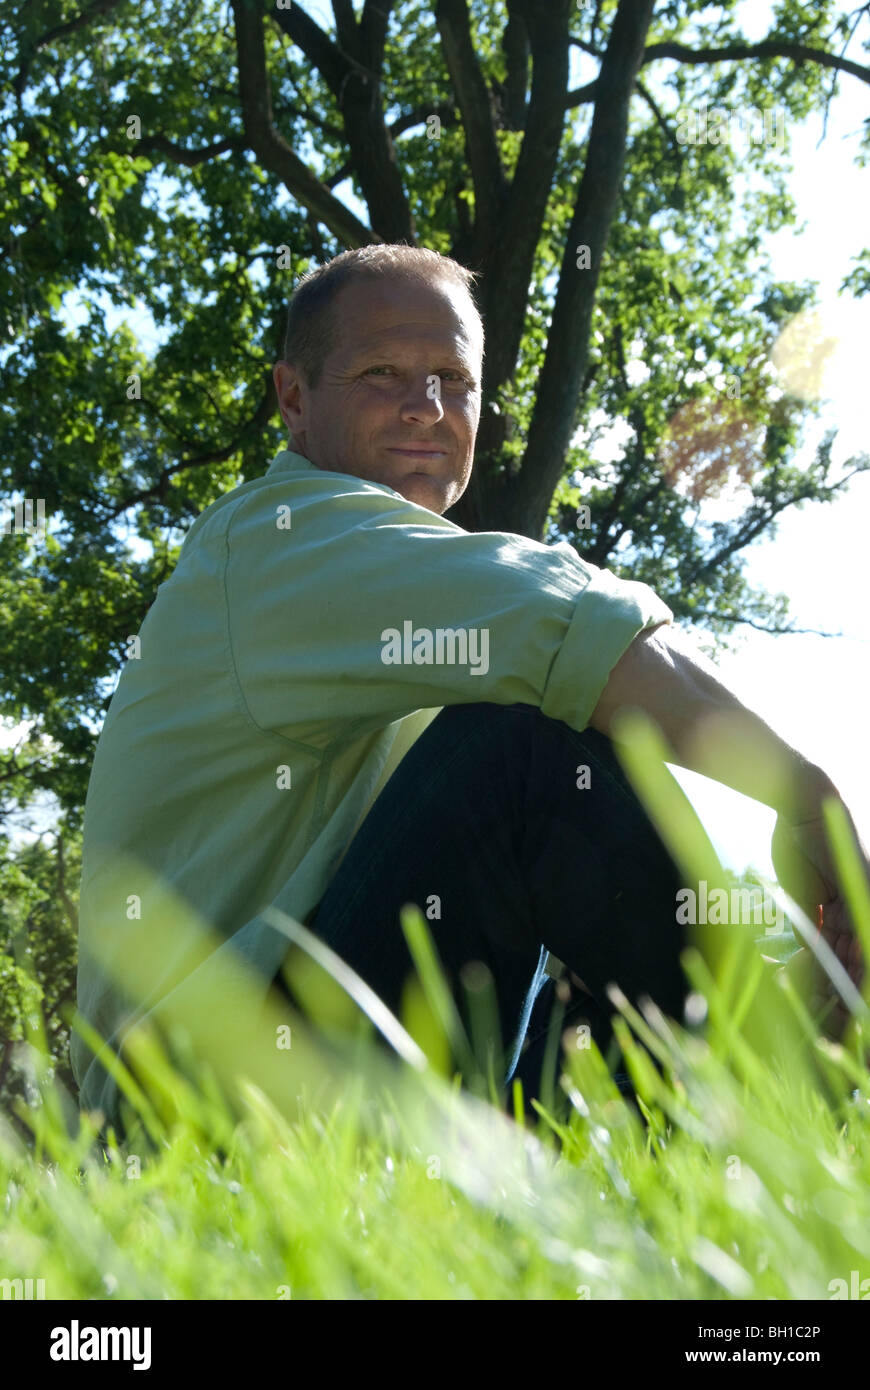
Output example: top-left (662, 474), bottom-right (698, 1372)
top-left (219, 459), bottom-right (469, 555)
top-left (181, 451), bottom-right (427, 548)
top-left (178, 464), bottom-right (303, 551)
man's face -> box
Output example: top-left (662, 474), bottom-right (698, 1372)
top-left (273, 276), bottom-right (483, 515)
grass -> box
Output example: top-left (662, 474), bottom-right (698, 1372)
top-left (1, 712), bottom-right (869, 1302)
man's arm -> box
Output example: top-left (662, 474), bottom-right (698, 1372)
top-left (590, 623), bottom-right (835, 815)
top-left (590, 622), bottom-right (868, 1004)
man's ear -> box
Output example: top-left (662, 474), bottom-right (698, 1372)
top-left (273, 360), bottom-right (305, 435)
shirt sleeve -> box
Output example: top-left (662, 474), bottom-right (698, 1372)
top-left (224, 478), bottom-right (673, 744)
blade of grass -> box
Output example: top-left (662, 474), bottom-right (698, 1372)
top-left (263, 905), bottom-right (428, 1071)
top-left (398, 903), bottom-right (478, 1083)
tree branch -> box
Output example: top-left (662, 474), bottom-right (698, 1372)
top-left (319, 107), bottom-right (451, 201)
top-left (634, 77), bottom-right (672, 144)
top-left (0, 1041), bottom-right (13, 1096)
top-left (14, 0), bottom-right (127, 98)
top-left (231, 0), bottom-right (377, 248)
top-left (509, 0), bottom-right (658, 537)
top-left (566, 28), bottom-right (870, 108)
top-left (682, 497), bottom-right (805, 584)
top-left (478, 0), bottom-right (571, 354)
top-left (359, 0), bottom-right (397, 72)
top-left (272, 0), bottom-right (413, 241)
top-left (271, 100), bottom-right (345, 144)
top-left (683, 611), bottom-right (844, 637)
top-left (435, 0), bottom-right (506, 257)
top-left (390, 102), bottom-right (455, 140)
top-left (136, 135), bottom-right (247, 168)
top-left (818, 6), bottom-right (868, 142)
top-left (332, 0), bottom-right (359, 51)
top-left (502, 0), bottom-right (530, 130)
top-left (685, 450), bottom-right (870, 583)
top-left (633, 78), bottom-right (685, 193)
top-left (0, 760), bottom-right (48, 786)
top-left (640, 38), bottom-right (870, 87)
top-left (445, 0), bottom-right (573, 534)
top-left (565, 78), bottom-right (602, 108)
top-left (106, 379), bottom-right (277, 520)
top-left (270, 0), bottom-right (380, 98)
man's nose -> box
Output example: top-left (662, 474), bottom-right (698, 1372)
top-left (400, 375), bottom-right (446, 424)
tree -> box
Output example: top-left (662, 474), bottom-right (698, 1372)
top-left (1, 0), bottom-right (869, 831)
top-left (0, 829), bottom-right (80, 1135)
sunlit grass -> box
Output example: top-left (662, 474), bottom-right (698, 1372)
top-left (1, 712), bottom-right (868, 1301)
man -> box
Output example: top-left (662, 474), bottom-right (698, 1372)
top-left (72, 244), bottom-right (866, 1130)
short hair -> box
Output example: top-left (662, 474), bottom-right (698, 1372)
top-left (281, 244), bottom-right (484, 390)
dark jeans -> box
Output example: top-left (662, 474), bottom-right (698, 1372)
top-left (276, 702), bottom-right (688, 1111)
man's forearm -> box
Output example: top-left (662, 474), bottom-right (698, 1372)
top-left (589, 623), bottom-right (838, 817)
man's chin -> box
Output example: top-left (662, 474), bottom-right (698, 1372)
top-left (397, 474), bottom-right (450, 513)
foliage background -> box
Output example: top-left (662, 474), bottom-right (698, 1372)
top-left (1, 0), bottom-right (868, 1125)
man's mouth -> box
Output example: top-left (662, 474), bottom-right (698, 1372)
top-left (386, 447), bottom-right (447, 460)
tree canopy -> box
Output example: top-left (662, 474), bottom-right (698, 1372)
top-left (1, 0), bottom-right (868, 830)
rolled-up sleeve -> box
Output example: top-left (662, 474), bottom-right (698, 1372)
top-left (540, 554), bottom-right (673, 731)
top-left (225, 479), bottom-right (672, 742)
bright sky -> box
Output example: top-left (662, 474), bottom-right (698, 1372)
top-left (658, 43), bottom-right (870, 871)
top-left (551, 0), bottom-right (870, 872)
top-left (4, 1), bottom-right (869, 876)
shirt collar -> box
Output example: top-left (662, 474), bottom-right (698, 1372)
top-left (265, 447), bottom-right (406, 502)
top-left (266, 448), bottom-right (315, 477)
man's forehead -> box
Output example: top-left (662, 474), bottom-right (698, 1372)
top-left (334, 278), bottom-right (482, 359)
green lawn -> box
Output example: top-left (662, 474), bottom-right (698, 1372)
top-left (2, 715), bottom-right (868, 1302)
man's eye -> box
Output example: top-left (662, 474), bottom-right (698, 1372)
top-left (436, 372), bottom-right (476, 388)
top-left (364, 366), bottom-right (471, 384)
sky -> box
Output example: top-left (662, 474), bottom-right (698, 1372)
top-left (658, 45), bottom-right (870, 872)
top-left (3, 1), bottom-right (869, 876)
top-left (570, 0), bottom-right (870, 873)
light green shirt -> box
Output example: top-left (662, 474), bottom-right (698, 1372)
top-left (72, 447), bottom-right (672, 1118)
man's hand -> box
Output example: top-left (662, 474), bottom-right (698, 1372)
top-left (771, 805), bottom-right (868, 1037)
